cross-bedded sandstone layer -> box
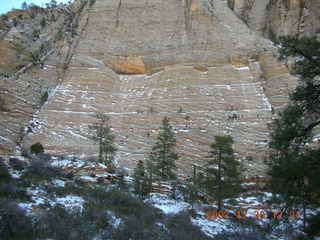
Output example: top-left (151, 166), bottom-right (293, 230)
top-left (18, 0), bottom-right (297, 177)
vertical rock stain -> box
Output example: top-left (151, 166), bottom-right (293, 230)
top-left (184, 0), bottom-right (192, 32)
top-left (116, 0), bottom-right (122, 28)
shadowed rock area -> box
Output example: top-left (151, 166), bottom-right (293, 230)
top-left (228, 0), bottom-right (320, 40)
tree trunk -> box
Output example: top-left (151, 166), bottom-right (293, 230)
top-left (217, 151), bottom-right (222, 210)
top-left (99, 124), bottom-right (102, 162)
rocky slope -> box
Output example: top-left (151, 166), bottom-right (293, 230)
top-left (0, 1), bottom-right (90, 154)
top-left (228, 0), bottom-right (320, 40)
top-left (18, 0), bottom-right (297, 177)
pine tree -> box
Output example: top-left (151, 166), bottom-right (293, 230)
top-left (203, 136), bottom-right (242, 209)
top-left (149, 117), bottom-right (178, 181)
top-left (88, 113), bottom-right (117, 171)
top-left (145, 158), bottom-right (154, 194)
top-left (183, 165), bottom-right (201, 208)
top-left (269, 36), bottom-right (320, 230)
top-left (21, 2), bottom-right (28, 10)
top-left (133, 160), bottom-right (150, 198)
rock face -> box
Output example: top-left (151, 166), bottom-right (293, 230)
top-left (19, 0), bottom-right (297, 177)
top-left (228, 0), bottom-right (320, 39)
top-left (0, 1), bottom-right (90, 155)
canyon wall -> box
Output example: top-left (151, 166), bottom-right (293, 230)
top-left (228, 0), bottom-right (320, 39)
top-left (0, 0), bottom-right (301, 177)
top-left (0, 1), bottom-right (90, 154)
top-left (19, 0), bottom-right (297, 177)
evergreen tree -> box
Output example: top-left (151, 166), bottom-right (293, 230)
top-left (133, 160), bottom-right (150, 198)
top-left (21, 2), bottom-right (28, 10)
top-left (183, 164), bottom-right (202, 208)
top-left (203, 136), bottom-right (242, 209)
top-left (145, 158), bottom-right (155, 194)
top-left (88, 113), bottom-right (117, 171)
top-left (269, 36), bottom-right (320, 230)
top-left (149, 117), bottom-right (178, 181)
top-left (0, 157), bottom-right (8, 176)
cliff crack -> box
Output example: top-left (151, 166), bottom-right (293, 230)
top-left (116, 0), bottom-right (122, 28)
top-left (184, 0), bottom-right (192, 32)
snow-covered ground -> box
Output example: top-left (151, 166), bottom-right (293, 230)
top-left (145, 192), bottom-right (320, 239)
top-left (145, 193), bottom-right (190, 215)
top-left (51, 157), bottom-right (107, 169)
top-left (5, 157), bottom-right (319, 239)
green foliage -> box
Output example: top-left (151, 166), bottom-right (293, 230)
top-left (21, 2), bottom-right (28, 10)
top-left (269, 105), bottom-right (306, 152)
top-left (9, 158), bottom-right (27, 171)
top-left (279, 36), bottom-right (320, 79)
top-left (28, 4), bottom-right (40, 19)
top-left (40, 91), bottom-right (49, 105)
top-left (133, 160), bottom-right (151, 198)
top-left (1, 14), bottom-right (9, 22)
top-left (56, 26), bottom-right (64, 40)
top-left (12, 18), bottom-right (18, 27)
top-left (0, 167), bottom-right (210, 240)
top-left (32, 29), bottom-right (40, 39)
top-left (30, 142), bottom-right (44, 154)
top-left (0, 200), bottom-right (36, 240)
top-left (182, 165), bottom-right (202, 207)
top-left (40, 17), bottom-right (46, 28)
top-left (35, 204), bottom-right (105, 240)
top-left (89, 0), bottom-right (96, 7)
top-left (0, 157), bottom-right (11, 181)
top-left (84, 187), bottom-right (159, 218)
top-left (46, 0), bottom-right (58, 8)
top-left (22, 154), bottom-right (66, 183)
top-left (165, 212), bottom-right (211, 240)
top-left (279, 36), bottom-right (320, 117)
top-left (0, 181), bottom-right (29, 200)
top-left (268, 27), bottom-right (278, 43)
top-left (149, 117), bottom-right (178, 181)
top-left (88, 113), bottom-right (117, 169)
top-left (269, 36), bottom-right (320, 232)
top-left (203, 136), bottom-right (242, 209)
top-left (31, 49), bottom-right (41, 64)
top-left (47, 184), bottom-right (71, 197)
top-left (304, 213), bottom-right (320, 238)
top-left (0, 157), bottom-right (30, 201)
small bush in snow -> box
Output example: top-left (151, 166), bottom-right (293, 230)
top-left (0, 181), bottom-right (29, 200)
top-left (165, 212), bottom-right (211, 240)
top-left (30, 142), bottom-right (44, 154)
top-left (23, 154), bottom-right (65, 182)
top-left (9, 158), bottom-right (27, 171)
top-left (35, 204), bottom-right (98, 240)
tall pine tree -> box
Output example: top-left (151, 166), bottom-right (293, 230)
top-left (183, 164), bottom-right (202, 208)
top-left (203, 136), bottom-right (242, 209)
top-left (88, 113), bottom-right (117, 170)
top-left (149, 117), bottom-right (178, 181)
top-left (269, 36), bottom-right (320, 231)
top-left (133, 160), bottom-right (150, 198)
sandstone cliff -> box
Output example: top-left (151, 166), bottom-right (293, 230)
top-left (0, 1), bottom-right (90, 154)
top-left (228, 0), bottom-right (320, 40)
top-left (1, 0), bottom-right (298, 177)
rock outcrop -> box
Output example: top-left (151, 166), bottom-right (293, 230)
top-left (228, 0), bottom-right (320, 39)
top-left (17, 0), bottom-right (297, 177)
top-left (0, 1), bottom-right (90, 154)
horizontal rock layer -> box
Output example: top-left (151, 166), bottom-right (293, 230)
top-left (0, 1), bottom-right (90, 154)
top-left (22, 0), bottom-right (297, 177)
